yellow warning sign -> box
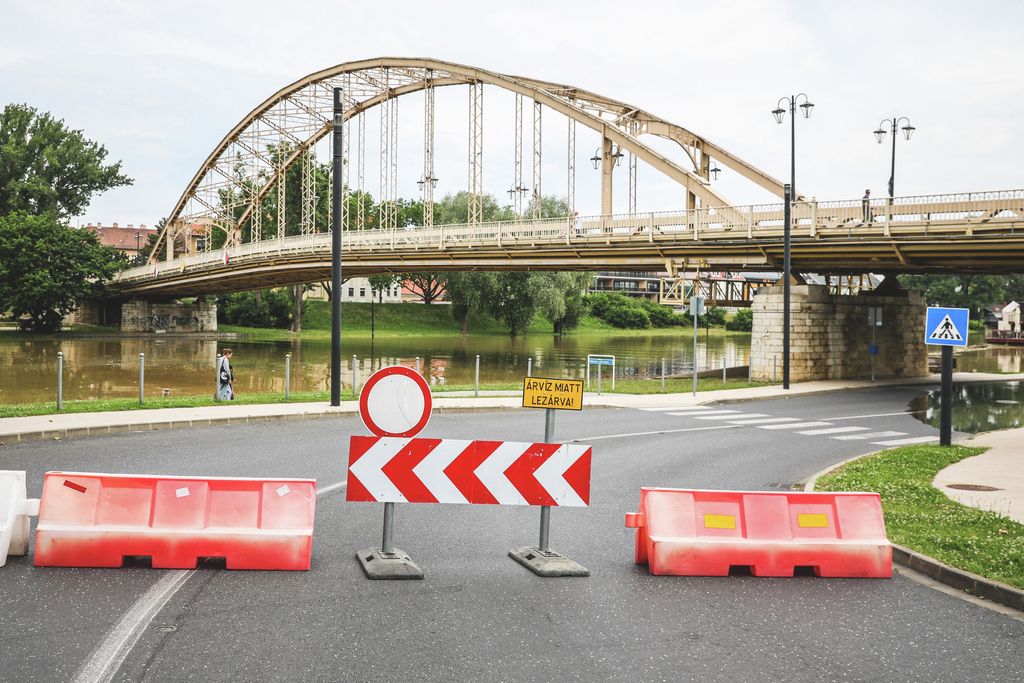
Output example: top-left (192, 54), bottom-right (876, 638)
top-left (797, 513), bottom-right (830, 528)
top-left (522, 377), bottom-right (584, 411)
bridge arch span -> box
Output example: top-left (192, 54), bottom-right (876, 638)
top-left (153, 57), bottom-right (785, 261)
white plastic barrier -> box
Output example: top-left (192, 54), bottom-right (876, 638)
top-left (0, 471), bottom-right (40, 567)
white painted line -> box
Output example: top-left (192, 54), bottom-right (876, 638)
top-left (75, 478), bottom-right (347, 683)
top-left (831, 431), bottom-right (906, 441)
top-left (871, 436), bottom-right (938, 446)
top-left (572, 424), bottom-right (740, 442)
top-left (725, 417), bottom-right (800, 425)
top-left (73, 569), bottom-right (194, 683)
top-left (665, 410), bottom-right (741, 417)
top-left (797, 426), bottom-right (870, 436)
top-left (638, 406), bottom-right (714, 412)
top-left (821, 410), bottom-right (926, 421)
top-left (695, 412), bottom-right (768, 421)
top-left (758, 421), bottom-right (833, 430)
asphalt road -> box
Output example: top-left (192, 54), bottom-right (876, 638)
top-left (2, 385), bottom-right (1022, 682)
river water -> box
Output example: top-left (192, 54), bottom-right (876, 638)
top-left (0, 332), bottom-right (753, 403)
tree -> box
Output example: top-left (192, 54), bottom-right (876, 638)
top-left (531, 272), bottom-right (592, 334)
top-left (899, 274), bottom-right (1023, 317)
top-left (368, 274), bottom-right (399, 301)
top-left (0, 212), bottom-right (124, 331)
top-left (487, 272), bottom-right (538, 337)
top-left (0, 104), bottom-right (132, 218)
top-left (446, 272), bottom-right (496, 334)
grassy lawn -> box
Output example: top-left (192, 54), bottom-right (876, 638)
top-left (816, 444), bottom-right (1024, 590)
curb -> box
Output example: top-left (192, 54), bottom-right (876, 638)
top-left (0, 403), bottom-right (546, 445)
top-left (802, 451), bottom-right (1024, 615)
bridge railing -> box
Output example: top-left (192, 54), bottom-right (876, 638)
top-left (116, 189), bottom-right (1024, 283)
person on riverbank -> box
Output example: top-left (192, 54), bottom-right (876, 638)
top-left (217, 349), bottom-right (235, 400)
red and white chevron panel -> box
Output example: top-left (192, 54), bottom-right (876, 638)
top-left (346, 436), bottom-right (591, 507)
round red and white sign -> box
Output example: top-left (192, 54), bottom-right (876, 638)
top-left (358, 365), bottom-right (432, 437)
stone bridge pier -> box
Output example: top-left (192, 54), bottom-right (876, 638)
top-left (749, 281), bottom-right (928, 382)
top-left (120, 299), bottom-right (217, 333)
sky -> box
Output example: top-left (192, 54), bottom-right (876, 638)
top-left (1, 0), bottom-right (1021, 226)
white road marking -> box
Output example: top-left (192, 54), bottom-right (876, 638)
top-left (638, 406), bottom-right (714, 412)
top-left (831, 431), bottom-right (906, 441)
top-left (872, 436), bottom-right (938, 446)
top-left (821, 410), bottom-right (926, 421)
top-left (696, 412), bottom-right (768, 421)
top-left (74, 479), bottom-right (347, 683)
top-left (758, 421), bottom-right (833, 430)
top-left (666, 410), bottom-right (741, 417)
top-left (797, 426), bottom-right (870, 436)
top-left (725, 417), bottom-right (800, 425)
top-left (572, 424), bottom-right (740, 442)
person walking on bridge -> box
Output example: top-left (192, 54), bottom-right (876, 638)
top-left (862, 189), bottom-right (872, 223)
top-left (217, 349), bottom-right (235, 400)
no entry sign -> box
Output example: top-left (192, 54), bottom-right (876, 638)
top-left (358, 365), bottom-right (432, 438)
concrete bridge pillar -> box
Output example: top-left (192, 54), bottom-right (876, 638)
top-left (749, 281), bottom-right (928, 382)
top-left (120, 299), bottom-right (217, 333)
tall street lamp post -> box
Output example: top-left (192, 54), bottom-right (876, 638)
top-left (873, 116), bottom-right (916, 200)
top-left (771, 94), bottom-right (814, 390)
top-left (330, 88), bottom-right (344, 406)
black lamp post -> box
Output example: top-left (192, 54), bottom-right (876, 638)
top-left (330, 88), bottom-right (344, 406)
top-left (771, 93), bottom-right (814, 390)
top-left (873, 117), bottom-right (915, 200)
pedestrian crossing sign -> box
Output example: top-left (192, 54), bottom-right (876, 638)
top-left (925, 307), bottom-right (969, 347)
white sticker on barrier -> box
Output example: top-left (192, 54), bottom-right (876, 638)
top-left (175, 487), bottom-right (190, 498)
top-left (1, 470), bottom-right (40, 568)
top-left (276, 485), bottom-right (290, 497)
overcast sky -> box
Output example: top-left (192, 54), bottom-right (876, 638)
top-left (2, 0), bottom-right (1021, 226)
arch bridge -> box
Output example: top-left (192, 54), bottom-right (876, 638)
top-left (118, 57), bottom-right (1024, 297)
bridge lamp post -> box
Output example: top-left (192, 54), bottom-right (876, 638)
top-left (709, 163), bottom-right (721, 181)
top-left (771, 93), bottom-right (814, 391)
top-left (589, 146), bottom-right (624, 171)
top-left (873, 117), bottom-right (915, 200)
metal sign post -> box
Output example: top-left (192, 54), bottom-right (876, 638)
top-left (924, 306), bottom-right (969, 446)
top-left (691, 296), bottom-right (705, 396)
top-left (511, 376), bottom-right (589, 577)
top-left (868, 307), bottom-right (883, 382)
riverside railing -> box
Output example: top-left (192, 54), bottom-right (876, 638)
top-left (116, 189), bottom-right (1023, 284)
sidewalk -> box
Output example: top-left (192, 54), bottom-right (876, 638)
top-left (1, 371), bottom-right (1019, 444)
top-left (934, 428), bottom-right (1024, 524)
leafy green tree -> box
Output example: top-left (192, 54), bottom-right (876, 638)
top-left (487, 272), bottom-right (537, 337)
top-left (531, 272), bottom-right (592, 334)
top-left (0, 104), bottom-right (132, 218)
top-left (725, 308), bottom-right (753, 331)
top-left (218, 289), bottom-right (291, 328)
top-left (0, 212), bottom-right (124, 331)
top-left (445, 272), bottom-right (495, 334)
top-left (368, 274), bottom-right (399, 301)
top-left (898, 274), bottom-right (1022, 317)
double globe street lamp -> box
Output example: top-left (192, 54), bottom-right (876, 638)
top-left (771, 93), bottom-right (814, 390)
top-left (873, 117), bottom-right (916, 200)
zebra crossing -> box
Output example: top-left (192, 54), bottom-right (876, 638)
top-left (638, 405), bottom-right (936, 446)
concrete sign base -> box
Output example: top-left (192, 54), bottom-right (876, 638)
top-left (356, 547), bottom-right (424, 580)
top-left (508, 546), bottom-right (589, 577)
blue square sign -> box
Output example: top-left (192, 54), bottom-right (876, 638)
top-left (925, 307), bottom-right (970, 347)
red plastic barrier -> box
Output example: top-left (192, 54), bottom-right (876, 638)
top-left (625, 487), bottom-right (891, 578)
top-left (34, 472), bottom-right (316, 570)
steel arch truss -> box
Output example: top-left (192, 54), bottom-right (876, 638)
top-left (152, 57), bottom-right (787, 262)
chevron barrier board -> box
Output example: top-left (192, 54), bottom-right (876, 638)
top-left (346, 436), bottom-right (592, 506)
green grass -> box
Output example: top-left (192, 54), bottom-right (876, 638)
top-left (592, 377), bottom-right (769, 394)
top-left (816, 444), bottom-right (1024, 590)
top-left (0, 391), bottom-right (353, 419)
top-left (221, 300), bottom-right (748, 341)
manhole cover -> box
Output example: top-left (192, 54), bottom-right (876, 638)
top-left (947, 483), bottom-right (1002, 492)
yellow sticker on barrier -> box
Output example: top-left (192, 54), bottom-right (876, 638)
top-left (703, 514), bottom-right (736, 530)
top-left (522, 377), bottom-right (584, 411)
top-left (797, 513), bottom-right (829, 528)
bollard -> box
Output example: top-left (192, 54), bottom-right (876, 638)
top-left (285, 353), bottom-right (291, 399)
top-left (56, 351), bottom-right (63, 412)
top-left (139, 352), bottom-right (145, 405)
top-left (527, 357), bottom-right (533, 377)
top-left (353, 355), bottom-right (359, 396)
top-left (722, 354), bottom-right (727, 384)
top-left (474, 355), bottom-right (480, 397)
top-left (415, 356), bottom-right (421, 375)
top-left (661, 357), bottom-right (666, 391)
